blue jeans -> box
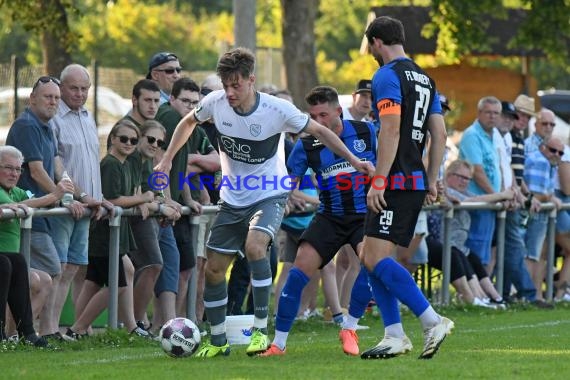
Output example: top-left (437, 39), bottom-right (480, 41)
top-left (154, 225), bottom-right (180, 296)
top-left (503, 210), bottom-right (536, 300)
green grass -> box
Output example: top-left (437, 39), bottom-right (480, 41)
top-left (3, 303), bottom-right (570, 380)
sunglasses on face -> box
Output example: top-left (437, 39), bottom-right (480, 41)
top-left (145, 135), bottom-right (165, 148)
top-left (32, 76), bottom-right (61, 90)
top-left (546, 146), bottom-right (564, 156)
top-left (154, 67), bottom-right (182, 75)
top-left (116, 135), bottom-right (139, 145)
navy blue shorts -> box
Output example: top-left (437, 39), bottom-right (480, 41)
top-left (364, 190), bottom-right (427, 247)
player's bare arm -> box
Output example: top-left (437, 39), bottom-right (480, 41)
top-left (367, 113), bottom-right (400, 213)
top-left (155, 109), bottom-right (198, 173)
top-left (425, 113), bottom-right (447, 203)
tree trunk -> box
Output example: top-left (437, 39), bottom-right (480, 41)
top-left (42, 30), bottom-right (72, 77)
top-left (281, 0), bottom-right (319, 110)
top-left (233, 0), bottom-right (257, 52)
top-left (41, 0), bottom-right (73, 76)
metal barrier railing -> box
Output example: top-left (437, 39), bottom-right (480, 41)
top-left (0, 201), bottom-right (562, 327)
top-left (0, 205), bottom-right (218, 328)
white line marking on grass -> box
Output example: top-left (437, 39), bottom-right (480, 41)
top-left (67, 351), bottom-right (163, 365)
top-left (459, 319), bottom-right (570, 333)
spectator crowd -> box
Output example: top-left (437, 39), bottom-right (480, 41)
top-left (1, 47), bottom-right (569, 354)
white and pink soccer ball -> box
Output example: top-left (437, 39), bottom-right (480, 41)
top-left (159, 318), bottom-right (201, 358)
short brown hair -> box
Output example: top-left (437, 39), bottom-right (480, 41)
top-left (305, 86), bottom-right (340, 107)
top-left (216, 47), bottom-right (256, 84)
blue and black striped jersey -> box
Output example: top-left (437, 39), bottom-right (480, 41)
top-left (287, 120), bottom-right (377, 216)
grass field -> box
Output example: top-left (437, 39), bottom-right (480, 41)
top-left (2, 303), bottom-right (570, 380)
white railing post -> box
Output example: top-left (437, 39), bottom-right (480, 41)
top-left (495, 209), bottom-right (507, 295)
top-left (545, 205), bottom-right (557, 303)
top-left (107, 207), bottom-right (123, 329)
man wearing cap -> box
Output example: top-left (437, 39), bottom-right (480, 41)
top-left (495, 101), bottom-right (542, 306)
top-left (342, 79), bottom-right (372, 122)
top-left (495, 102), bottom-right (518, 193)
top-left (147, 52), bottom-right (182, 105)
top-left (511, 95), bottom-right (536, 194)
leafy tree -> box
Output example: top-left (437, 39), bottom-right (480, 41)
top-left (0, 0), bottom-right (83, 75)
top-left (74, 0), bottom-right (225, 73)
top-left (0, 15), bottom-right (31, 64)
top-left (426, 0), bottom-right (570, 68)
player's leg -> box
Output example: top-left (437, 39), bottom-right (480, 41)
top-left (196, 249), bottom-right (234, 357)
top-left (196, 202), bottom-right (249, 358)
top-left (340, 262), bottom-right (371, 356)
top-left (361, 190), bottom-right (453, 359)
top-left (243, 195), bottom-right (287, 355)
top-left (262, 214), bottom-right (348, 357)
top-left (338, 220), bottom-right (370, 356)
top-left (264, 241), bottom-right (323, 356)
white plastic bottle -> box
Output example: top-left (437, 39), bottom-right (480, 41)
top-left (61, 171), bottom-right (74, 206)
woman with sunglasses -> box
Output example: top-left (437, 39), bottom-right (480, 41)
top-left (66, 120), bottom-right (161, 339)
top-left (126, 120), bottom-right (181, 334)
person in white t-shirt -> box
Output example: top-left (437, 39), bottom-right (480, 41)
top-left (342, 79), bottom-right (372, 122)
top-left (155, 47), bottom-right (374, 358)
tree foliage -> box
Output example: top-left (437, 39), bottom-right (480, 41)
top-left (1, 0), bottom-right (568, 90)
top-left (74, 0), bottom-right (227, 73)
top-left (0, 0), bottom-right (82, 74)
top-left (426, 0), bottom-right (570, 67)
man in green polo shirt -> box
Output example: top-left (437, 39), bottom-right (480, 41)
top-left (1, 145), bottom-right (72, 346)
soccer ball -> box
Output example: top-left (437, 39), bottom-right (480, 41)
top-left (159, 318), bottom-right (201, 358)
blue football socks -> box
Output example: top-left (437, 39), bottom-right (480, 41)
top-left (275, 267), bottom-right (310, 333)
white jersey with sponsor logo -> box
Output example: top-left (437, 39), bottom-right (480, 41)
top-left (195, 90), bottom-right (309, 206)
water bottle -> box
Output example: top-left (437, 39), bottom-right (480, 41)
top-left (520, 196), bottom-right (533, 229)
top-left (61, 171), bottom-right (74, 206)
top-left (519, 208), bottom-right (530, 229)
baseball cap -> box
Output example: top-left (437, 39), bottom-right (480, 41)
top-left (146, 52), bottom-right (179, 78)
top-left (513, 94), bottom-right (536, 117)
top-left (501, 101), bottom-right (519, 119)
top-left (355, 79), bottom-right (372, 94)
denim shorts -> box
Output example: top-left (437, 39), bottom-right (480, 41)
top-left (555, 190), bottom-right (570, 233)
top-left (49, 216), bottom-right (89, 265)
top-left (465, 210), bottom-right (496, 266)
top-left (524, 212), bottom-right (548, 261)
